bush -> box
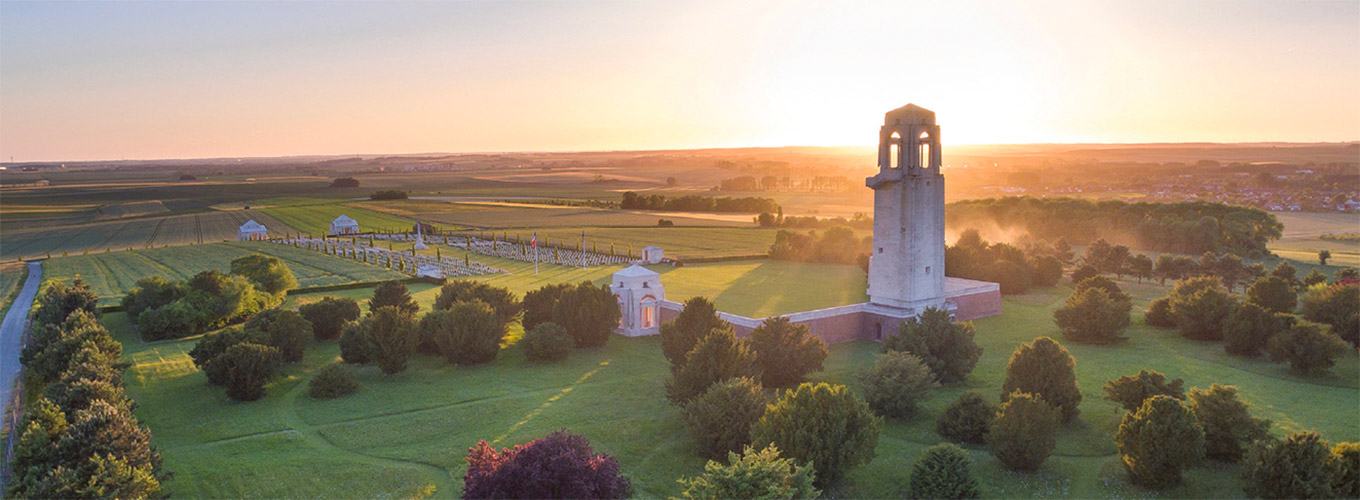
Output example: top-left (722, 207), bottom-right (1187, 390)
top-left (681, 377), bottom-right (767, 459)
top-left (1223, 303), bottom-right (1291, 357)
top-left (309, 363), bottom-right (359, 399)
top-left (937, 391), bottom-right (996, 445)
top-left (366, 307), bottom-right (419, 374)
top-left (661, 297), bottom-right (729, 367)
top-left (1144, 297), bottom-right (1175, 328)
top-left (1246, 276), bottom-right (1297, 314)
top-left (1054, 287), bottom-right (1130, 344)
top-left (882, 307), bottom-right (981, 384)
top-left (747, 317), bottom-right (827, 387)
top-left (230, 254), bottom-right (298, 296)
top-left (120, 276), bottom-right (184, 320)
top-left (463, 429), bottom-right (631, 499)
top-left (750, 382), bottom-right (882, 487)
top-left (330, 177), bottom-right (359, 188)
top-left (1102, 370), bottom-right (1185, 411)
top-left (338, 321), bottom-right (371, 364)
top-left (907, 443), bottom-right (980, 500)
top-left (420, 300), bottom-right (504, 365)
top-left (217, 343), bottom-right (281, 401)
top-left (370, 280), bottom-right (419, 315)
top-left (1116, 395), bottom-right (1205, 488)
top-left (552, 281), bottom-right (621, 348)
top-left (243, 308), bottom-right (313, 363)
top-left (666, 329), bottom-right (759, 405)
top-left (857, 351), bottom-right (938, 419)
top-left (1242, 432), bottom-right (1335, 499)
top-left (1001, 337), bottom-right (1082, 423)
top-left (298, 297), bottom-right (361, 340)
top-left (1329, 442), bottom-right (1359, 499)
top-left (677, 445), bottom-right (819, 500)
top-left (1074, 275), bottom-right (1132, 305)
top-left (1267, 320), bottom-right (1349, 376)
top-left (434, 281), bottom-right (521, 324)
top-left (1070, 264), bottom-right (1100, 284)
top-left (136, 300), bottom-right (202, 341)
top-left (521, 283), bottom-right (572, 331)
top-left (988, 391), bottom-right (1060, 471)
top-left (1168, 277), bottom-right (1237, 341)
top-left (1187, 384), bottom-right (1271, 462)
top-left (189, 327), bottom-right (261, 385)
top-left (1300, 283), bottom-right (1360, 347)
top-left (520, 322), bottom-right (573, 362)
top-left (1032, 255), bottom-right (1064, 288)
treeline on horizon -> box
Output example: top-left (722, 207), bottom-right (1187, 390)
top-left (620, 191), bottom-right (780, 214)
top-left (944, 197), bottom-right (1283, 257)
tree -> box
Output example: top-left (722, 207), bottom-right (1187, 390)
top-left (677, 445), bottom-right (819, 500)
top-left (857, 351), bottom-right (938, 420)
top-left (666, 176), bottom-right (678, 186)
top-left (1302, 268), bottom-right (1328, 287)
top-left (230, 254), bottom-right (298, 296)
top-left (23, 311), bottom-right (122, 384)
top-left (1116, 396), bottom-right (1205, 488)
top-left (1246, 276), bottom-right (1297, 314)
top-left (661, 297), bottom-right (729, 367)
top-left (1270, 260), bottom-right (1299, 288)
top-left (681, 377), bottom-right (767, 459)
top-left (988, 391), bottom-right (1060, 471)
top-left (1154, 255), bottom-right (1179, 285)
top-left (463, 430), bottom-right (631, 499)
top-left (298, 297), bottom-right (361, 340)
top-left (666, 329), bottom-right (760, 405)
top-left (370, 280), bottom-right (418, 315)
top-left (522, 283), bottom-right (572, 331)
top-left (366, 306), bottom-right (419, 374)
top-left (34, 279), bottom-right (100, 326)
top-left (1001, 337), bottom-right (1082, 423)
top-left (1128, 254), bottom-right (1155, 284)
top-left (339, 321), bottom-right (372, 364)
top-left (309, 363), bottom-right (359, 399)
top-left (1242, 432), bottom-right (1335, 499)
top-left (243, 308), bottom-right (313, 363)
top-left (420, 300), bottom-right (504, 365)
top-left (1167, 276), bottom-right (1237, 341)
top-left (1187, 384), bottom-right (1271, 462)
top-left (217, 343), bottom-right (281, 401)
top-left (936, 391), bottom-right (995, 445)
top-left (1329, 442), bottom-right (1359, 499)
top-left (1300, 283), bottom-right (1360, 347)
top-left (882, 307), bottom-right (981, 384)
top-left (1031, 255), bottom-right (1064, 287)
top-left (120, 276), bottom-right (185, 319)
top-left (1054, 287), bottom-right (1130, 344)
top-left (1319, 249), bottom-right (1331, 266)
top-left (434, 280), bottom-right (521, 324)
top-left (1070, 264), bottom-right (1101, 285)
top-left (1102, 370), bottom-right (1185, 411)
top-left (747, 317), bottom-right (827, 387)
top-left (907, 443), bottom-right (980, 500)
top-left (189, 327), bottom-right (259, 384)
top-left (750, 383), bottom-right (882, 487)
top-left (552, 281), bottom-right (621, 348)
top-left (520, 322), bottom-right (574, 362)
top-left (1144, 297), bottom-right (1176, 328)
top-left (1223, 303), bottom-right (1291, 357)
top-left (1267, 320), bottom-right (1349, 376)
top-left (1074, 275), bottom-right (1132, 305)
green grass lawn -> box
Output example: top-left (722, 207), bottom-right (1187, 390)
top-left (0, 261), bottom-right (29, 318)
top-left (106, 266), bottom-right (1358, 499)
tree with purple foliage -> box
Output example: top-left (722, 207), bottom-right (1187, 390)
top-left (463, 429), bottom-right (632, 499)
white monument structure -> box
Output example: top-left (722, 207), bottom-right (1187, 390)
top-left (330, 215), bottom-right (359, 235)
top-left (413, 221), bottom-right (429, 250)
top-left (865, 104), bottom-right (946, 311)
top-left (641, 246), bottom-right (664, 264)
top-left (416, 263), bottom-right (443, 279)
top-left (238, 220), bottom-right (268, 241)
top-left (610, 264), bottom-right (664, 337)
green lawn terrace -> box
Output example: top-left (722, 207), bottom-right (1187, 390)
top-left (104, 274), bottom-right (1359, 499)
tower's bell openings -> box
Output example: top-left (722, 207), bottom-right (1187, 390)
top-left (889, 131), bottom-right (902, 168)
top-left (918, 131), bottom-right (932, 169)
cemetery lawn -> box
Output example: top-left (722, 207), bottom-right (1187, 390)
top-left (109, 269), bottom-right (1358, 499)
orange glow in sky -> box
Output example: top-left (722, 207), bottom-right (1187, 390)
top-left (1, 0), bottom-right (1357, 161)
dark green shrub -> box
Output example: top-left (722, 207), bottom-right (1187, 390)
top-left (521, 283), bottom-right (571, 331)
top-left (1300, 283), bottom-right (1359, 347)
top-left (369, 280), bottom-right (418, 315)
top-left (1001, 337), bottom-right (1082, 423)
top-left (120, 276), bottom-right (184, 320)
top-left (520, 322), bottom-right (573, 362)
top-left (883, 307), bottom-right (981, 384)
top-left (676, 445), bottom-right (819, 500)
top-left (366, 306), bottom-right (418, 374)
top-left (298, 297), bottom-right (361, 340)
top-left (434, 280), bottom-right (521, 324)
top-left (217, 343), bottom-right (281, 401)
top-left (420, 300), bottom-right (504, 365)
top-left (1053, 287), bottom-right (1130, 344)
top-left (937, 390), bottom-right (995, 445)
top-left (1224, 303), bottom-right (1292, 357)
top-left (1144, 297), bottom-right (1175, 328)
top-left (33, 278), bottom-right (99, 326)
top-left (748, 316), bottom-right (827, 387)
top-left (309, 363), bottom-right (359, 399)
top-left (1242, 432), bottom-right (1335, 499)
top-left (681, 377), bottom-right (767, 459)
top-left (338, 321), bottom-right (371, 364)
top-left (1070, 264), bottom-right (1100, 284)
top-left (661, 297), bottom-right (728, 367)
top-left (988, 391), bottom-right (1059, 471)
top-left (666, 329), bottom-right (759, 405)
top-left (1329, 442), bottom-right (1359, 499)
top-left (750, 382), bottom-right (882, 487)
top-left (1246, 276), bottom-right (1297, 314)
top-left (1102, 370), bottom-right (1185, 411)
top-left (1116, 396), bottom-right (1205, 488)
top-left (1168, 277), bottom-right (1237, 341)
top-left (1074, 275), bottom-right (1132, 305)
top-left (907, 443), bottom-right (980, 500)
top-left (191, 327), bottom-right (260, 385)
top-left (1187, 384), bottom-right (1271, 462)
top-left (1267, 320), bottom-right (1349, 376)
top-left (243, 308), bottom-right (313, 363)
top-left (230, 254), bottom-right (298, 296)
top-left (552, 281), bottom-right (621, 348)
top-left (23, 312), bottom-right (122, 384)
top-left (857, 351), bottom-right (938, 419)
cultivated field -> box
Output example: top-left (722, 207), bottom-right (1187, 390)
top-left (470, 227), bottom-right (784, 261)
top-left (0, 261), bottom-right (27, 318)
top-left (366, 199), bottom-right (753, 229)
top-left (102, 266), bottom-right (1358, 499)
top-left (1, 210), bottom-right (295, 261)
top-left (261, 200), bottom-right (435, 235)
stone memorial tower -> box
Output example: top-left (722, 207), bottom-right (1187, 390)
top-left (865, 104), bottom-right (946, 311)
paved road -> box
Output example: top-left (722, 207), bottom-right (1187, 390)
top-left (0, 261), bottom-right (42, 415)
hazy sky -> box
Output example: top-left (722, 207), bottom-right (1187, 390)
top-left (2, 0), bottom-right (1357, 161)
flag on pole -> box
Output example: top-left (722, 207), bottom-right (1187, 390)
top-left (530, 233), bottom-right (537, 247)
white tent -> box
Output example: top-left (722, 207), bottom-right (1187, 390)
top-left (238, 220), bottom-right (268, 241)
top-left (330, 214), bottom-right (359, 235)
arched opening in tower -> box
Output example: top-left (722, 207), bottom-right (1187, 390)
top-left (918, 131), bottom-right (932, 169)
top-left (889, 131), bottom-right (902, 168)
